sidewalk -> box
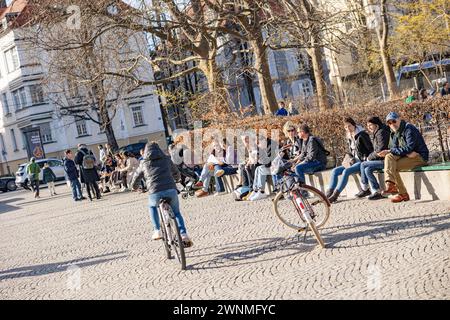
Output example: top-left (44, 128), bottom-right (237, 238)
top-left (0, 185), bottom-right (449, 299)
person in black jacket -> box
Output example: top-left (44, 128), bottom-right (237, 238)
top-left (63, 150), bottom-right (84, 201)
top-left (130, 142), bottom-right (192, 246)
top-left (327, 117), bottom-right (373, 203)
top-left (74, 144), bottom-right (101, 201)
top-left (355, 116), bottom-right (390, 200)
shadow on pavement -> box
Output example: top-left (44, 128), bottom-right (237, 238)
top-left (322, 212), bottom-right (450, 249)
top-left (186, 236), bottom-right (316, 271)
top-left (0, 251), bottom-right (128, 281)
top-left (0, 198), bottom-right (25, 215)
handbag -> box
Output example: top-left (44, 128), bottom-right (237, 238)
top-left (342, 153), bottom-right (356, 169)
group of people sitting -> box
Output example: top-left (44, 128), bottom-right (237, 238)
top-left (170, 110), bottom-right (429, 204)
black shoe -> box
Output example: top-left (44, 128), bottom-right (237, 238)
top-left (355, 189), bottom-right (371, 198)
top-left (80, 196), bottom-right (87, 200)
top-left (75, 198), bottom-right (81, 202)
top-left (325, 189), bottom-right (334, 198)
top-left (368, 192), bottom-right (384, 200)
top-left (104, 188), bottom-right (111, 193)
top-left (328, 190), bottom-right (341, 203)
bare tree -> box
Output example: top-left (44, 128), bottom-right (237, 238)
top-left (23, 0), bottom-right (153, 151)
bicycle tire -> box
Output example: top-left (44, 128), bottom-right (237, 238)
top-left (158, 209), bottom-right (172, 259)
top-left (165, 206), bottom-right (187, 270)
top-left (308, 221), bottom-right (326, 248)
top-left (273, 184), bottom-right (331, 232)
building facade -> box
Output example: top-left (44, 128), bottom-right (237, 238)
top-left (0, 1), bottom-right (166, 175)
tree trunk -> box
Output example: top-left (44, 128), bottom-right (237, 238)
top-left (308, 46), bottom-right (329, 111)
top-left (198, 58), bottom-right (223, 93)
top-left (377, 0), bottom-right (399, 99)
top-left (99, 102), bottom-right (119, 152)
top-left (379, 46), bottom-right (399, 99)
top-left (251, 40), bottom-right (278, 115)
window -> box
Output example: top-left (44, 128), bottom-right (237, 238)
top-left (10, 128), bottom-right (18, 151)
top-left (301, 80), bottom-right (313, 97)
top-left (12, 88), bottom-right (27, 110)
top-left (1, 93), bottom-right (9, 114)
top-left (76, 119), bottom-right (88, 136)
top-left (40, 123), bottom-right (53, 143)
top-left (0, 133), bottom-right (6, 155)
top-left (131, 106), bottom-right (144, 126)
top-left (29, 84), bottom-right (44, 104)
top-left (297, 52), bottom-right (309, 72)
top-left (48, 160), bottom-right (62, 167)
top-left (4, 46), bottom-right (20, 73)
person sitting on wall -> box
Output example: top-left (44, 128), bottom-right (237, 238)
top-left (379, 112), bottom-right (429, 203)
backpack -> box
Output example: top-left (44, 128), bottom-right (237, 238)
top-left (80, 149), bottom-right (96, 170)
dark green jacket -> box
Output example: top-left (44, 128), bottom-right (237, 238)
top-left (43, 167), bottom-right (57, 183)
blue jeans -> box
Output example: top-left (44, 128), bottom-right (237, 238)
top-left (148, 189), bottom-right (187, 235)
top-left (294, 161), bottom-right (326, 184)
top-left (199, 164), bottom-right (214, 192)
top-left (328, 162), bottom-right (361, 192)
top-left (253, 165), bottom-right (271, 191)
top-left (70, 179), bottom-right (82, 200)
top-left (360, 160), bottom-right (384, 193)
top-left (215, 165), bottom-right (238, 192)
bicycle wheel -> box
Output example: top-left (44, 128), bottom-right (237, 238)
top-left (273, 184), bottom-right (331, 232)
top-left (158, 210), bottom-right (172, 259)
top-left (164, 206), bottom-right (187, 270)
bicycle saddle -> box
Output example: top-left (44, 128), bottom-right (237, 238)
top-left (160, 197), bottom-right (172, 204)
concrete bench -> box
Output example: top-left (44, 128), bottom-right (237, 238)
top-left (221, 173), bottom-right (274, 194)
top-left (305, 162), bottom-right (450, 201)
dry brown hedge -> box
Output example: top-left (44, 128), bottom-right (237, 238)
top-left (200, 97), bottom-right (450, 158)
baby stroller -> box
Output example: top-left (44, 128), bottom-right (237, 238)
top-left (178, 163), bottom-right (201, 199)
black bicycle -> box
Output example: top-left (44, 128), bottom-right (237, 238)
top-left (158, 198), bottom-right (188, 270)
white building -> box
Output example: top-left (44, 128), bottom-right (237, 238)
top-left (0, 0), bottom-right (166, 175)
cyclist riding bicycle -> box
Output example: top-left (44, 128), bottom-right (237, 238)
top-left (131, 142), bottom-right (193, 246)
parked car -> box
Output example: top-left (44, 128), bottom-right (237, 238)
top-left (118, 142), bottom-right (147, 158)
top-left (0, 176), bottom-right (17, 192)
top-left (15, 158), bottom-right (66, 189)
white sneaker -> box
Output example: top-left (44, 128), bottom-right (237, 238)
top-left (248, 191), bottom-right (259, 201)
top-left (250, 191), bottom-right (268, 201)
top-left (152, 230), bottom-right (162, 240)
top-left (180, 233), bottom-right (193, 247)
top-left (214, 191), bottom-right (227, 196)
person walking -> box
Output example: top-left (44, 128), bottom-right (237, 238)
top-left (43, 163), bottom-right (57, 196)
top-left (131, 142), bottom-right (193, 246)
top-left (63, 150), bottom-right (85, 201)
top-left (74, 144), bottom-right (101, 201)
top-left (27, 157), bottom-right (41, 199)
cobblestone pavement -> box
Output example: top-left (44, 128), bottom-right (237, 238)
top-left (0, 185), bottom-right (449, 300)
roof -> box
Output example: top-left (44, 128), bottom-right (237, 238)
top-left (0, 0), bottom-right (28, 20)
top-left (396, 58), bottom-right (450, 85)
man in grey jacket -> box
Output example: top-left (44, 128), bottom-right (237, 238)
top-left (293, 124), bottom-right (328, 184)
top-left (131, 142), bottom-right (192, 246)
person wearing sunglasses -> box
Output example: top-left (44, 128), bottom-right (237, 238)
top-left (378, 112), bottom-right (429, 203)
